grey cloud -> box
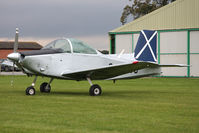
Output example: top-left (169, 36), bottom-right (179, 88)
top-left (0, 0), bottom-right (131, 49)
top-left (0, 0), bottom-right (126, 38)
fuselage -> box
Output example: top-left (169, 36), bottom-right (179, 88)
top-left (19, 52), bottom-right (129, 77)
top-left (19, 52), bottom-right (161, 80)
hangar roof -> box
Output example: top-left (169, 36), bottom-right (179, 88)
top-left (0, 41), bottom-right (42, 50)
top-left (110, 0), bottom-right (199, 33)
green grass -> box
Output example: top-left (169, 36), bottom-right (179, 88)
top-left (0, 76), bottom-right (199, 133)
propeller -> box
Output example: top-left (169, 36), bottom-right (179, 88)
top-left (10, 28), bottom-right (19, 87)
top-left (14, 28), bottom-right (19, 53)
top-left (7, 28), bottom-right (20, 62)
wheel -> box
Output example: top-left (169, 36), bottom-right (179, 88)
top-left (26, 86), bottom-right (35, 95)
top-left (4, 66), bottom-right (10, 72)
top-left (89, 84), bottom-right (102, 96)
top-left (40, 82), bottom-right (51, 93)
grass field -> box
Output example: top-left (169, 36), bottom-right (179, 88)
top-left (0, 76), bottom-right (199, 133)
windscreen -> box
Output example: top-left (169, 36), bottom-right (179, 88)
top-left (69, 38), bottom-right (97, 54)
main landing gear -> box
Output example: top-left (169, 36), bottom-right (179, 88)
top-left (25, 76), bottom-right (54, 95)
top-left (87, 78), bottom-right (102, 96)
top-left (40, 78), bottom-right (54, 93)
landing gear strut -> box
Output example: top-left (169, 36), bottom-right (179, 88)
top-left (87, 78), bottom-right (102, 96)
top-left (26, 76), bottom-right (37, 95)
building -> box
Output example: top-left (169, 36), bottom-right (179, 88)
top-left (109, 0), bottom-right (199, 77)
top-left (0, 41), bottom-right (42, 59)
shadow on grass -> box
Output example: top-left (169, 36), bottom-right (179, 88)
top-left (102, 90), bottom-right (185, 100)
top-left (9, 89), bottom-right (184, 99)
top-left (51, 89), bottom-right (148, 97)
top-left (50, 89), bottom-right (182, 98)
top-left (51, 91), bottom-right (88, 96)
top-left (102, 90), bottom-right (152, 98)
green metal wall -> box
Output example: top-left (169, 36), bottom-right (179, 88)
top-left (109, 28), bottom-right (199, 78)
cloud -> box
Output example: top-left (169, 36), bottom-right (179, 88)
top-left (0, 0), bottom-right (132, 49)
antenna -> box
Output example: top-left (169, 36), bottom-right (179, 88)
top-left (118, 49), bottom-right (125, 58)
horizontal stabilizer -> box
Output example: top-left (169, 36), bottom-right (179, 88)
top-left (158, 64), bottom-right (189, 67)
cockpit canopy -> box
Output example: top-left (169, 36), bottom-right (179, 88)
top-left (43, 38), bottom-right (97, 54)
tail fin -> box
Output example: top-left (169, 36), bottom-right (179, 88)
top-left (134, 30), bottom-right (157, 62)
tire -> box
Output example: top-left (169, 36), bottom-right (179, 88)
top-left (89, 84), bottom-right (102, 96)
top-left (26, 86), bottom-right (35, 95)
top-left (40, 82), bottom-right (51, 93)
top-left (4, 66), bottom-right (10, 72)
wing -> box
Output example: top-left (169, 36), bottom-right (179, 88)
top-left (61, 61), bottom-right (160, 80)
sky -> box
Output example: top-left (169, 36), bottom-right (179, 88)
top-left (0, 0), bottom-right (133, 50)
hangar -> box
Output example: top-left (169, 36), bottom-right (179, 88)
top-left (109, 0), bottom-right (199, 77)
top-left (0, 41), bottom-right (42, 59)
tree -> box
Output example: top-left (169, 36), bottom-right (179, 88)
top-left (120, 0), bottom-right (176, 25)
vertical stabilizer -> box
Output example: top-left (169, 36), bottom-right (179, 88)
top-left (134, 30), bottom-right (157, 62)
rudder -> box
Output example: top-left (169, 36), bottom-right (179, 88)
top-left (134, 30), bottom-right (157, 62)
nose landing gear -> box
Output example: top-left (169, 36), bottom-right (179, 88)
top-left (26, 76), bottom-right (37, 95)
top-left (26, 86), bottom-right (36, 95)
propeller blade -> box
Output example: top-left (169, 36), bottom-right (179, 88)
top-left (14, 28), bottom-right (19, 53)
